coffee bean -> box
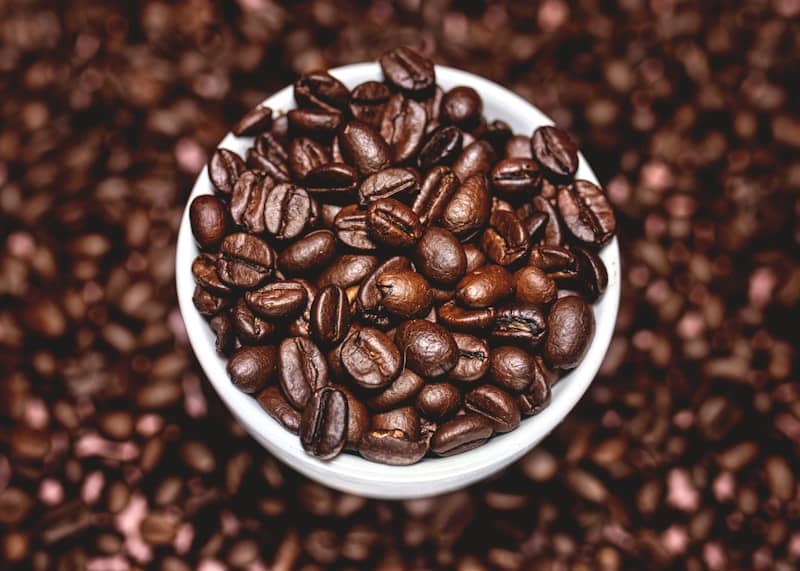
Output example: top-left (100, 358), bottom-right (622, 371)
top-left (288, 108), bottom-right (343, 140)
top-left (304, 163), bottom-right (359, 200)
top-left (340, 327), bottom-right (400, 389)
top-left (441, 86), bottom-right (482, 130)
top-left (422, 85), bottom-right (444, 129)
top-left (463, 244), bottom-right (487, 273)
top-left (192, 253), bottom-right (232, 295)
top-left (448, 333), bottom-right (490, 383)
top-left (416, 383), bottom-right (461, 421)
top-left (492, 303), bottom-right (547, 347)
top-left (441, 174), bottom-right (491, 239)
top-left (573, 245), bottom-right (608, 301)
top-left (209, 148), bottom-right (246, 194)
top-left (309, 285), bottom-right (351, 346)
top-left (557, 180), bottom-right (616, 245)
top-left (437, 302), bottom-right (496, 333)
top-left (358, 430), bottom-right (429, 465)
top-left (489, 346), bottom-right (537, 393)
top-left (227, 345), bottom-right (277, 393)
top-left (359, 167), bottom-right (420, 206)
top-left (515, 266), bottom-right (557, 305)
top-left (480, 210), bottom-right (530, 266)
top-left (366, 369), bottom-right (425, 411)
top-left (531, 125), bottom-right (579, 180)
top-left (229, 171), bottom-right (271, 233)
top-left (216, 233), bottom-right (275, 289)
top-left (490, 158), bottom-right (542, 195)
top-left (413, 227), bottom-right (467, 286)
top-left (278, 230), bottom-right (336, 276)
top-left (230, 298), bottom-right (272, 343)
top-left (504, 135), bottom-right (533, 159)
top-left (519, 211), bottom-right (549, 243)
top-left (278, 337), bottom-right (329, 408)
top-left (456, 264), bottom-right (514, 308)
top-left (380, 94), bottom-right (427, 164)
top-left (350, 81), bottom-right (391, 127)
top-left (544, 296), bottom-right (595, 369)
top-left (379, 46), bottom-right (435, 94)
top-left (294, 71), bottom-right (350, 112)
top-left (465, 385), bottom-right (520, 433)
top-left (376, 270), bottom-right (432, 319)
top-left (288, 137), bottom-right (330, 180)
top-left (300, 387), bottom-right (348, 460)
top-left (412, 166), bottom-right (460, 227)
top-left (528, 245), bottom-right (579, 281)
top-left (334, 205), bottom-right (378, 250)
top-left (481, 119), bottom-right (513, 154)
top-left (335, 385), bottom-right (369, 450)
top-left (339, 120), bottom-right (390, 176)
top-left (209, 311), bottom-right (235, 355)
top-left (248, 150), bottom-right (291, 184)
top-left (372, 406), bottom-right (420, 440)
top-left (255, 132), bottom-right (289, 163)
top-left (317, 254), bottom-right (379, 289)
top-left (193, 285), bottom-right (230, 316)
top-left (529, 195), bottom-right (563, 245)
top-left (430, 414), bottom-right (494, 456)
top-left (244, 280), bottom-right (307, 319)
top-left (190, 195), bottom-right (228, 249)
top-left (287, 278), bottom-right (317, 338)
top-left (233, 105), bottom-right (273, 137)
top-left (366, 198), bottom-right (422, 247)
top-left (516, 359), bottom-right (551, 416)
top-left (418, 125), bottom-right (463, 170)
top-left (395, 319), bottom-right (459, 377)
top-left (257, 386), bottom-right (301, 434)
top-left (453, 140), bottom-right (496, 182)
top-left (264, 183), bottom-right (312, 240)
top-left (357, 256), bottom-right (413, 327)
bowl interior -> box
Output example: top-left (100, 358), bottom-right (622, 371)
top-left (176, 63), bottom-right (620, 499)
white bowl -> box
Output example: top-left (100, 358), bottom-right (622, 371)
top-left (176, 63), bottom-right (620, 499)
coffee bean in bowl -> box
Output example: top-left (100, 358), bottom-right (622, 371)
top-left (176, 48), bottom-right (621, 498)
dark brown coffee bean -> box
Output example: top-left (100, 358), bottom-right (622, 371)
top-left (279, 230), bottom-right (337, 276)
top-left (431, 414), bottom-right (494, 456)
top-left (380, 94), bottom-right (427, 164)
top-left (544, 296), bottom-right (595, 369)
top-left (317, 254), bottom-right (379, 289)
top-left (190, 195), bottom-right (228, 249)
top-left (320, 203), bottom-right (343, 228)
top-left (287, 278), bottom-right (316, 339)
top-left (359, 167), bottom-right (420, 206)
top-left (514, 266), bottom-right (557, 305)
top-left (557, 180), bottom-right (616, 245)
top-left (227, 345), bottom-right (277, 394)
top-left (465, 385), bottom-right (520, 433)
top-left (350, 81), bottom-right (391, 127)
top-left (531, 126), bottom-right (579, 180)
top-left (492, 303), bottom-right (547, 347)
top-left (412, 166), bottom-right (459, 227)
top-left (517, 360), bottom-right (551, 416)
top-left (230, 299), bottom-right (273, 343)
top-left (357, 256), bottom-right (413, 327)
top-left (452, 140), bottom-right (496, 182)
top-left (422, 85), bottom-right (444, 129)
top-left (441, 174), bottom-right (491, 239)
top-left (288, 108), bottom-right (343, 140)
top-left (480, 210), bottom-right (530, 266)
top-left (334, 205), bottom-right (378, 250)
top-left (379, 46), bottom-right (435, 94)
top-left (416, 383), bottom-right (461, 421)
top-left (334, 385), bottom-right (369, 450)
top-left (288, 137), bottom-right (331, 180)
top-left (192, 285), bottom-right (230, 316)
top-left (340, 327), bottom-right (401, 389)
top-left (430, 285), bottom-right (455, 305)
top-left (376, 270), bottom-right (432, 319)
top-left (192, 253), bottom-right (232, 295)
top-left (463, 244), bottom-right (487, 273)
top-left (209, 148), bottom-right (246, 194)
top-left (278, 337), bottom-right (329, 409)
top-left (209, 311), bottom-right (235, 355)
top-left (257, 386), bottom-right (301, 434)
top-left (233, 105), bottom-right (273, 137)
top-left (255, 132), bottom-right (288, 162)
top-left (217, 233), bottom-right (275, 289)
top-left (229, 171), bottom-right (271, 233)
top-left (395, 319), bottom-right (459, 377)
top-left (308, 285), bottom-right (350, 346)
top-left (358, 430), bottom-right (429, 465)
top-left (366, 198), bottom-right (422, 247)
top-left (300, 387), bottom-right (348, 460)
top-left (417, 125), bottom-right (463, 170)
top-left (489, 346), bottom-right (537, 392)
top-left (573, 245), bottom-right (608, 301)
top-left (372, 406), bottom-right (420, 440)
top-left (264, 183), bottom-right (312, 240)
top-left (490, 158), bottom-right (542, 195)
top-left (304, 163), bottom-right (358, 200)
top-left (247, 148), bottom-right (291, 183)
top-left (366, 369), bottom-right (425, 411)
top-left (481, 119), bottom-right (513, 154)
top-left (339, 120), bottom-right (390, 176)
top-left (448, 333), bottom-right (490, 383)
top-left (456, 264), bottom-right (514, 308)
top-left (294, 71), bottom-right (350, 112)
top-left (505, 135), bottom-right (533, 159)
top-left (245, 281), bottom-right (308, 318)
top-left (440, 86), bottom-right (481, 130)
top-left (528, 245), bottom-right (579, 281)
top-left (437, 302), bottom-right (496, 333)
top-left (413, 227), bottom-right (467, 286)
top-left (520, 211), bottom-right (549, 243)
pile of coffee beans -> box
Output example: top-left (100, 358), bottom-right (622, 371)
top-left (189, 47), bottom-right (616, 464)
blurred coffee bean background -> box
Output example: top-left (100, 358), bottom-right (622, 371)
top-left (1, 0), bottom-right (799, 569)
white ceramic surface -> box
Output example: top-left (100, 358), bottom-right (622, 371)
top-left (176, 63), bottom-right (621, 499)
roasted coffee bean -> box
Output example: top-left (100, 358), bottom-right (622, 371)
top-left (335, 385), bottom-right (369, 450)
top-left (216, 233), bottom-right (275, 289)
top-left (227, 345), bottom-right (277, 394)
top-left (264, 183), bottom-right (312, 240)
top-left (300, 387), bottom-right (348, 460)
top-left (518, 205), bottom-right (551, 243)
top-left (481, 119), bottom-right (513, 154)
top-left (573, 245), bottom-right (608, 301)
top-left (544, 296), bottom-right (595, 369)
top-left (209, 311), bottom-right (235, 355)
top-left (232, 298), bottom-right (275, 343)
top-left (317, 254), bottom-right (379, 289)
top-left (358, 430), bottom-right (429, 465)
top-left (380, 94), bottom-right (427, 164)
top-left (310, 285), bottom-right (351, 346)
top-left (463, 244), bottom-right (487, 273)
top-left (349, 81), bottom-right (391, 127)
top-left (192, 253), bottom-right (232, 295)
top-left (357, 256), bottom-right (413, 326)
top-left (418, 125), bottom-right (463, 170)
top-left (490, 158), bottom-right (542, 195)
top-left (517, 360), bottom-right (551, 416)
top-left (192, 285), bottom-right (230, 316)
top-left (505, 135), bottom-right (534, 159)
top-left (278, 230), bottom-right (336, 276)
top-left (515, 266), bottom-right (557, 305)
top-left (372, 406), bottom-right (420, 440)
top-left (320, 203), bottom-right (343, 228)
top-left (413, 227), bottom-right (467, 286)
top-left (247, 148), bottom-right (291, 183)
top-left (190, 195), bottom-right (228, 249)
top-left (395, 319), bottom-right (459, 377)
top-left (456, 264), bottom-right (514, 308)
top-left (229, 171), bottom-right (270, 233)
top-left (465, 385), bottom-right (520, 433)
top-left (480, 210), bottom-right (530, 266)
top-left (255, 132), bottom-right (288, 162)
top-left (232, 105), bottom-right (273, 137)
top-left (287, 278), bottom-right (317, 338)
top-left (453, 140), bottom-right (496, 182)
top-left (430, 414), bottom-right (494, 456)
top-left (441, 174), bottom-right (491, 239)
top-left (441, 86), bottom-right (482, 130)
top-left (334, 205), bottom-right (378, 250)
top-left (288, 108), bottom-right (342, 140)
top-left (359, 167), bottom-right (420, 206)
top-left (422, 85), bottom-right (444, 129)
top-left (557, 180), bottom-right (616, 245)
top-left (278, 337), bottom-right (329, 409)
top-left (209, 148), bottom-right (246, 194)
top-left (438, 302), bottom-right (496, 332)
top-left (376, 270), bottom-right (432, 319)
top-left (492, 303), bottom-right (547, 347)
top-left (379, 46), bottom-right (435, 94)
top-left (416, 383), bottom-right (462, 421)
top-left (288, 137), bottom-right (330, 180)
top-left (366, 369), bottom-right (425, 411)
top-left (257, 386), bottom-right (301, 434)
top-left (489, 346), bottom-right (537, 393)
top-left (245, 281), bottom-right (307, 318)
top-left (528, 245), bottom-right (579, 281)
top-left (531, 125), bottom-right (579, 180)
top-left (448, 333), bottom-right (490, 383)
top-left (340, 327), bottom-right (401, 389)
top-left (412, 166), bottom-right (460, 226)
top-left (339, 121), bottom-right (390, 176)
top-left (294, 71), bottom-right (350, 112)
top-left (366, 198), bottom-right (422, 247)
top-left (304, 163), bottom-right (359, 200)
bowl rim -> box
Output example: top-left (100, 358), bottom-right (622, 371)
top-left (176, 62), bottom-right (621, 499)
